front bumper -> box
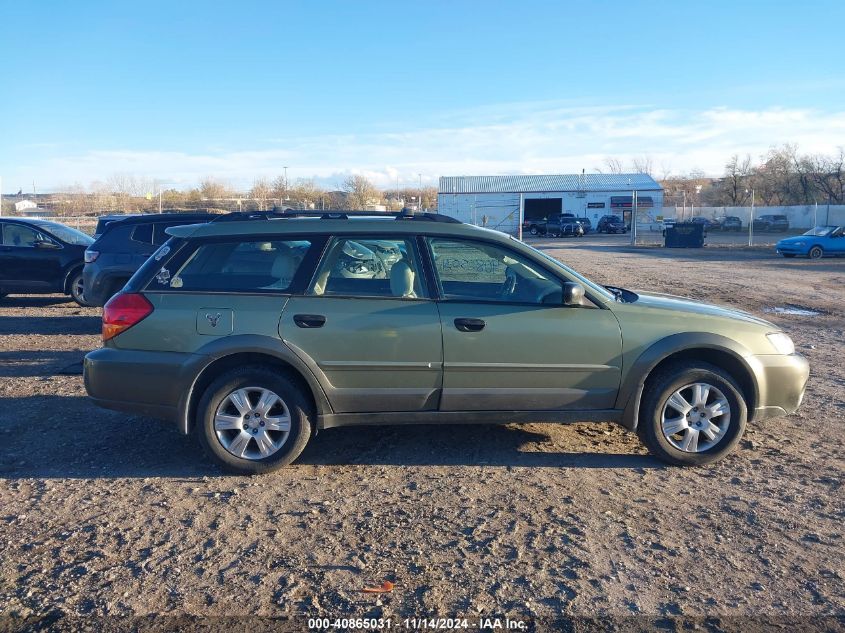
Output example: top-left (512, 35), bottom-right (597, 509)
top-left (749, 352), bottom-right (809, 421)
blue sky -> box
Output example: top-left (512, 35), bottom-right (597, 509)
top-left (1, 0), bottom-right (844, 192)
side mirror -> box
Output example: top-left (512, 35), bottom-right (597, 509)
top-left (562, 282), bottom-right (585, 306)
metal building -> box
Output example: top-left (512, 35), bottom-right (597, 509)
top-left (437, 173), bottom-right (664, 235)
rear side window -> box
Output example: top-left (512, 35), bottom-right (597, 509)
top-left (131, 223), bottom-right (153, 244)
top-left (163, 239), bottom-right (315, 293)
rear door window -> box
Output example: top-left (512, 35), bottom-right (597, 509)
top-left (308, 236), bottom-right (427, 299)
top-left (163, 239), bottom-right (317, 293)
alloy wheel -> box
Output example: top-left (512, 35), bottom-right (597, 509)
top-left (660, 382), bottom-right (731, 453)
top-left (214, 386), bottom-right (292, 460)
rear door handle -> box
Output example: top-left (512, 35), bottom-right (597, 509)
top-left (293, 314), bottom-right (326, 329)
top-left (454, 317), bottom-right (485, 332)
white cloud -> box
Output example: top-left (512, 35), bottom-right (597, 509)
top-left (12, 104), bottom-right (845, 191)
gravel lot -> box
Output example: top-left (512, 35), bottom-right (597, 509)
top-left (0, 243), bottom-right (843, 628)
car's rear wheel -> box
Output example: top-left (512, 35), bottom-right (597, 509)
top-left (809, 246), bottom-right (824, 259)
top-left (638, 361), bottom-right (747, 466)
top-left (530, 226), bottom-right (538, 236)
top-left (68, 271), bottom-right (92, 307)
top-left (197, 366), bottom-right (312, 474)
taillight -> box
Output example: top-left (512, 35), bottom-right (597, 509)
top-left (84, 250), bottom-right (99, 263)
top-left (102, 293), bottom-right (153, 341)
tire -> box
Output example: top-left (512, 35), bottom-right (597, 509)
top-left (809, 246), bottom-right (824, 259)
top-left (637, 361), bottom-right (747, 466)
top-left (529, 226), bottom-right (538, 236)
top-left (196, 366), bottom-right (312, 474)
top-left (68, 270), bottom-right (92, 307)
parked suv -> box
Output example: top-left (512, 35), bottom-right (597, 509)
top-left (83, 212), bottom-right (216, 306)
top-left (718, 216), bottom-right (743, 231)
top-left (754, 214), bottom-right (789, 232)
top-left (84, 211), bottom-right (809, 474)
top-left (0, 217), bottom-right (93, 305)
top-left (597, 215), bottom-right (626, 233)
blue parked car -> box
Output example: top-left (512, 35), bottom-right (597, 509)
top-left (776, 226), bottom-right (845, 259)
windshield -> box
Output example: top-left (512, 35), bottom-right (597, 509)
top-left (802, 226), bottom-right (836, 237)
top-left (513, 237), bottom-right (615, 301)
top-left (34, 221), bottom-right (94, 246)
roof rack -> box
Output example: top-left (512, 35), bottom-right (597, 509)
top-left (210, 209), bottom-right (462, 224)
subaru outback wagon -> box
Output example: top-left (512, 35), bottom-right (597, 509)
top-left (84, 211), bottom-right (809, 474)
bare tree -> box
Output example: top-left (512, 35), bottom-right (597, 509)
top-left (718, 154), bottom-right (753, 206)
top-left (602, 157), bottom-right (624, 174)
top-left (291, 178), bottom-right (325, 209)
top-left (199, 177), bottom-right (230, 200)
top-left (630, 156), bottom-right (654, 176)
top-left (250, 177), bottom-right (272, 211)
top-left (342, 175), bottom-right (380, 210)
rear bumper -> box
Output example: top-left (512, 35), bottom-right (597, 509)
top-left (84, 347), bottom-right (199, 424)
top-left (82, 266), bottom-right (113, 307)
top-left (750, 352), bottom-right (809, 421)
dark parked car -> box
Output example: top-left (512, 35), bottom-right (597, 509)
top-left (0, 217), bottom-right (94, 305)
top-left (596, 215), bottom-right (626, 233)
top-left (718, 216), bottom-right (743, 231)
top-left (83, 213), bottom-right (216, 306)
top-left (522, 213), bottom-right (569, 236)
top-left (547, 217), bottom-right (584, 238)
top-left (575, 217), bottom-right (592, 233)
top-left (753, 214), bottom-right (789, 232)
top-left (689, 216), bottom-right (720, 232)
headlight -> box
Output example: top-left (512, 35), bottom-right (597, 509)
top-left (767, 332), bottom-right (795, 355)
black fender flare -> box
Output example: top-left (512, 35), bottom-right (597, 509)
top-left (616, 332), bottom-right (759, 430)
top-left (176, 334), bottom-right (333, 435)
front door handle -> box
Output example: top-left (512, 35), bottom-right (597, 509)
top-left (293, 314), bottom-right (327, 329)
top-left (454, 317), bottom-right (485, 332)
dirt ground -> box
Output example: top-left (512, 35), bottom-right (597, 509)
top-left (0, 243), bottom-right (843, 629)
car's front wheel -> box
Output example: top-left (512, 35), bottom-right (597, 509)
top-left (809, 246), bottom-right (824, 259)
top-left (638, 361), bottom-right (747, 466)
top-left (197, 366), bottom-right (313, 474)
top-left (529, 226), bottom-right (538, 236)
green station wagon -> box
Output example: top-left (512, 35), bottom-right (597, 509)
top-left (84, 211), bottom-right (809, 474)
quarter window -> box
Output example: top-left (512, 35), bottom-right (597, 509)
top-left (166, 239), bottom-right (314, 292)
top-left (309, 237), bottom-right (425, 299)
top-left (427, 238), bottom-right (564, 305)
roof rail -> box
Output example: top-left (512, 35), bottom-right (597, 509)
top-left (210, 209), bottom-right (462, 224)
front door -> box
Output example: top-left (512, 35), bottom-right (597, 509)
top-left (426, 237), bottom-right (623, 411)
top-left (0, 222), bottom-right (64, 289)
top-left (281, 236), bottom-right (442, 413)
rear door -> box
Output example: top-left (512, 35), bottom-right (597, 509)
top-left (426, 237), bottom-right (622, 411)
top-left (281, 235), bottom-right (443, 413)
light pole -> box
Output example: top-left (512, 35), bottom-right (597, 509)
top-left (746, 188), bottom-right (755, 246)
top-left (283, 166), bottom-right (289, 202)
top-left (418, 173), bottom-right (422, 211)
